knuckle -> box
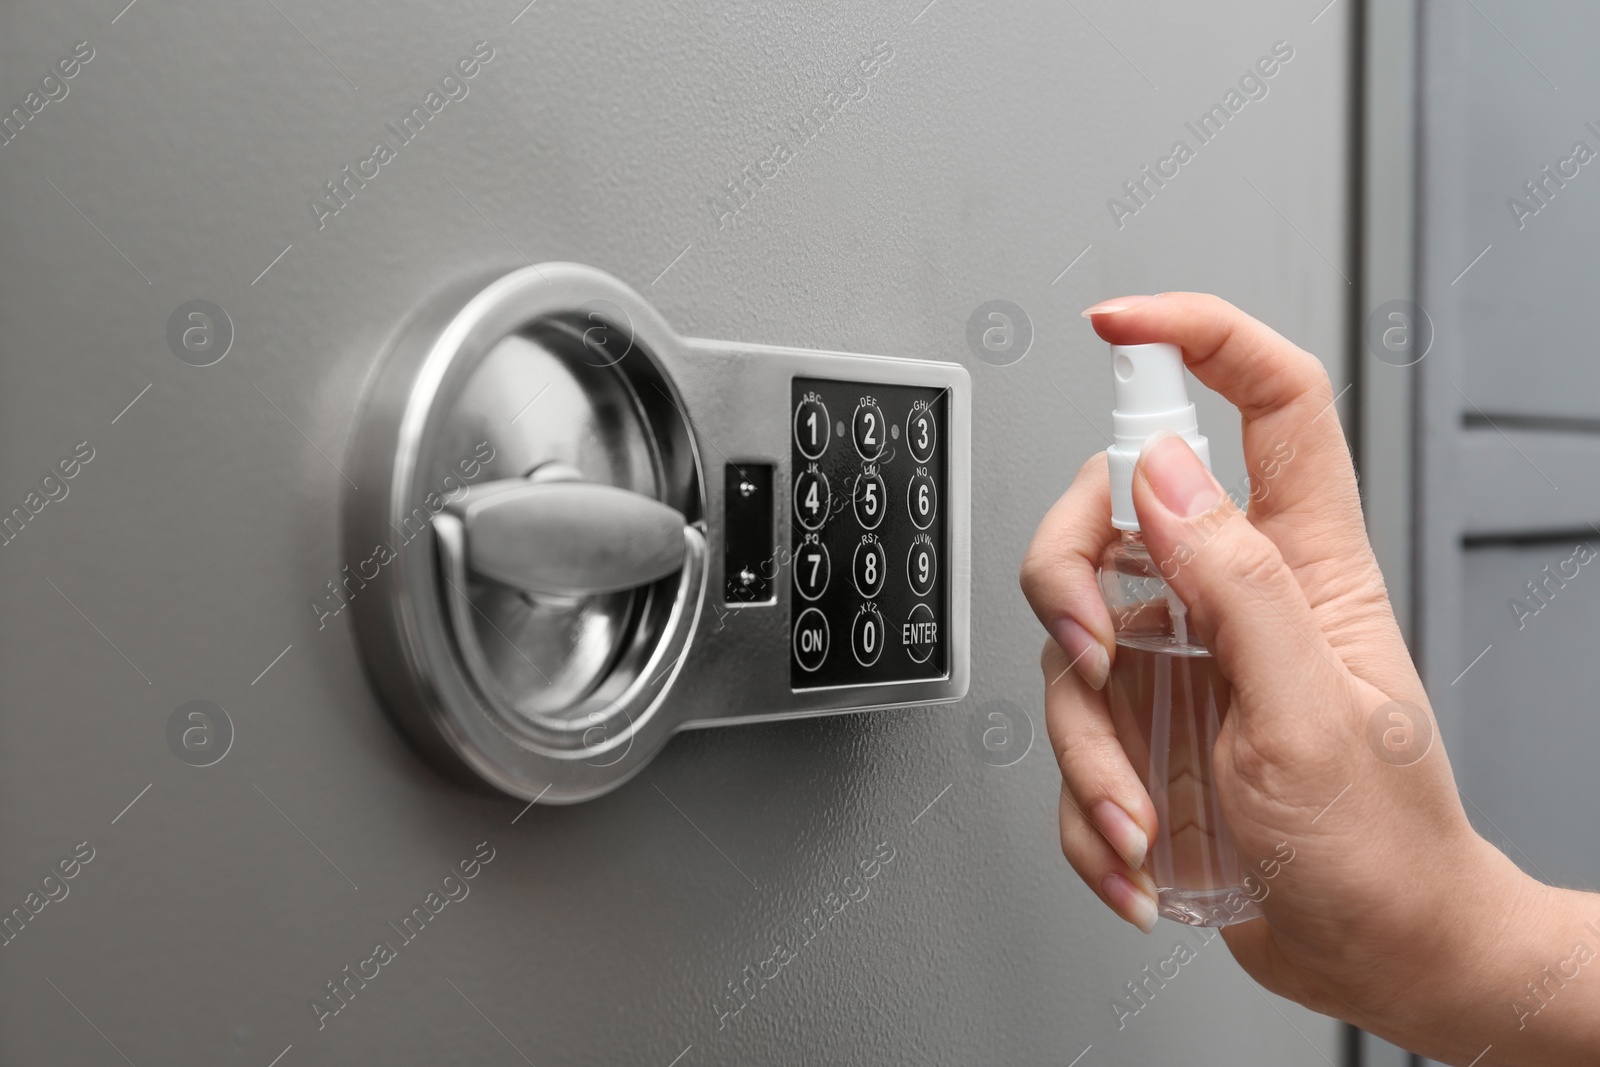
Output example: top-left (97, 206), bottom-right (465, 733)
top-left (1018, 548), bottom-right (1049, 601)
top-left (1214, 524), bottom-right (1287, 595)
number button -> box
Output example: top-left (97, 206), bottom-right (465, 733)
top-left (853, 535), bottom-right (886, 598)
top-left (906, 537), bottom-right (936, 598)
top-left (852, 399), bottom-right (885, 461)
top-left (793, 542), bottom-right (830, 601)
top-left (907, 470), bottom-right (937, 530)
top-left (853, 469), bottom-right (886, 530)
top-left (793, 607), bottom-right (829, 672)
top-left (903, 603), bottom-right (937, 663)
top-left (794, 396), bottom-right (829, 460)
top-left (793, 468), bottom-right (830, 530)
top-left (851, 604), bottom-right (885, 667)
top-left (906, 404), bottom-right (937, 464)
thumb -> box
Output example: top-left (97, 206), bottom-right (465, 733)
top-left (1128, 431), bottom-right (1349, 731)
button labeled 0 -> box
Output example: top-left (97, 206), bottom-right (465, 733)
top-left (852, 604), bottom-right (885, 667)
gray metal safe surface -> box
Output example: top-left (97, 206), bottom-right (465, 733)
top-left (1, 1), bottom-right (1349, 1063)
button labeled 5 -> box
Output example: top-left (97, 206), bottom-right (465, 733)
top-left (853, 467), bottom-right (886, 530)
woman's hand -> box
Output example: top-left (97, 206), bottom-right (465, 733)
top-left (1019, 293), bottom-right (1578, 1064)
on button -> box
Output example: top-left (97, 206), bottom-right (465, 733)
top-left (794, 607), bottom-right (829, 672)
top-left (903, 603), bottom-right (937, 663)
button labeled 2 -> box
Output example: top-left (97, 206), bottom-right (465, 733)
top-left (852, 398), bottom-right (886, 461)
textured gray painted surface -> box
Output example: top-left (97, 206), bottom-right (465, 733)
top-left (1, 1), bottom-right (1348, 1063)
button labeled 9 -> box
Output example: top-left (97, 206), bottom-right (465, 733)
top-left (907, 535), bottom-right (936, 598)
top-left (853, 534), bottom-right (887, 598)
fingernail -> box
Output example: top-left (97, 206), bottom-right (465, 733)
top-left (1092, 799), bottom-right (1148, 871)
top-left (1081, 294), bottom-right (1158, 318)
top-left (1140, 431), bottom-right (1223, 519)
top-left (1102, 872), bottom-right (1159, 934)
top-left (1048, 618), bottom-right (1110, 690)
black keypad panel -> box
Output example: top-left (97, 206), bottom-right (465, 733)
top-left (790, 377), bottom-right (948, 688)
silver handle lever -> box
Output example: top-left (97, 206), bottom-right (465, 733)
top-left (448, 477), bottom-right (691, 597)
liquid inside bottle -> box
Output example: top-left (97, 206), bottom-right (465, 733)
top-left (1100, 531), bottom-right (1261, 927)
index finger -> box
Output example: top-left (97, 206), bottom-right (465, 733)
top-left (1083, 292), bottom-right (1368, 575)
top-left (1019, 454), bottom-right (1119, 690)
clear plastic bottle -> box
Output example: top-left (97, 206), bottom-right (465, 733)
top-left (1099, 342), bottom-right (1259, 927)
top-left (1099, 530), bottom-right (1259, 927)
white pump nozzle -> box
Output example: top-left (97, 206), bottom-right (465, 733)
top-left (1106, 342), bottom-right (1210, 531)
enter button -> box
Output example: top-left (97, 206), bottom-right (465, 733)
top-left (902, 603), bottom-right (937, 664)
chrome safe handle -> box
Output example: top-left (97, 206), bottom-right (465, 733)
top-left (449, 477), bottom-right (691, 597)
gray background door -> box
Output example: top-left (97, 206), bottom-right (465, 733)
top-left (1, 1), bottom-right (1351, 1063)
top-left (1410, 2), bottom-right (1600, 1063)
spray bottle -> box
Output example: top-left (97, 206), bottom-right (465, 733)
top-left (1100, 342), bottom-right (1260, 927)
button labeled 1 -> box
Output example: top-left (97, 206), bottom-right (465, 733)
top-left (794, 394), bottom-right (829, 460)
